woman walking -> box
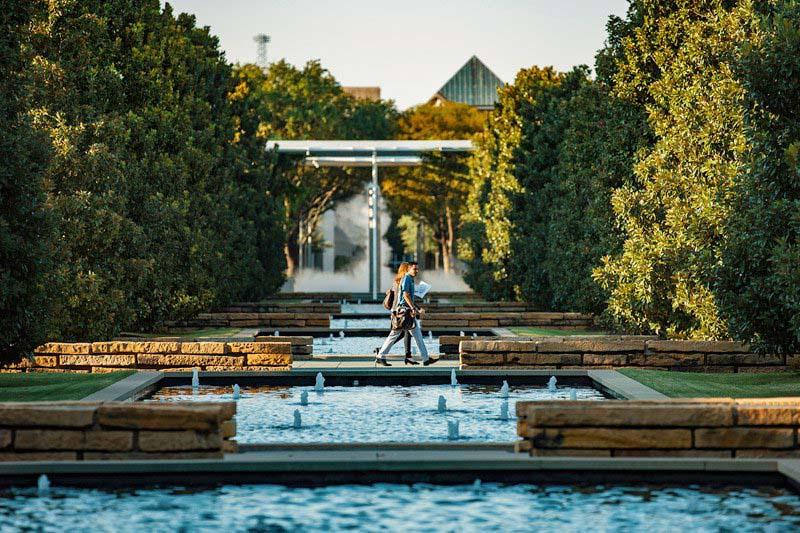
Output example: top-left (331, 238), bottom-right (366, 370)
top-left (375, 261), bottom-right (438, 367)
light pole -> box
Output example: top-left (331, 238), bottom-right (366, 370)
top-left (368, 151), bottom-right (380, 300)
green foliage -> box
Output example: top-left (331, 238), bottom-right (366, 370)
top-left (383, 101), bottom-right (484, 272)
top-left (460, 67), bottom-right (561, 300)
top-left (237, 60), bottom-right (397, 275)
top-left (461, 58), bottom-right (647, 312)
top-left (25, 0), bottom-right (286, 341)
top-left (0, 1), bottom-right (52, 361)
top-left (716, 1), bottom-right (800, 353)
top-left (397, 214), bottom-right (436, 257)
top-left (595, 0), bottom-right (759, 338)
top-left (513, 74), bottom-right (649, 314)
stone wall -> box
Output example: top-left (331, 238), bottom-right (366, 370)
top-left (4, 341), bottom-right (292, 373)
top-left (252, 336), bottom-right (313, 360)
top-left (0, 401), bottom-right (236, 461)
top-left (441, 335), bottom-right (655, 356)
top-left (460, 338), bottom-right (799, 372)
top-left (423, 312), bottom-right (594, 329)
top-left (516, 399), bottom-right (800, 458)
top-left (166, 312), bottom-right (330, 330)
top-left (217, 302), bottom-right (341, 314)
top-left (425, 302), bottom-right (540, 313)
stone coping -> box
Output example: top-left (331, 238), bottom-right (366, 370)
top-left (81, 372), bottom-right (163, 402)
top-left (516, 398), bottom-right (800, 459)
top-left (0, 401), bottom-right (236, 461)
top-left (166, 312), bottom-right (330, 330)
top-left (0, 451), bottom-right (795, 489)
top-left (423, 312), bottom-right (594, 328)
top-left (460, 338), bottom-right (800, 372)
top-left (149, 368), bottom-right (655, 400)
top-left (441, 335), bottom-right (656, 354)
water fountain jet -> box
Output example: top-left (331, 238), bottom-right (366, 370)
top-left (37, 474), bottom-right (50, 495)
top-left (293, 409), bottom-right (302, 429)
top-left (570, 389), bottom-right (577, 401)
top-left (548, 376), bottom-right (557, 393)
top-left (447, 420), bottom-right (460, 440)
top-left (437, 395), bottom-right (447, 413)
top-left (232, 384), bottom-right (240, 400)
top-left (274, 330), bottom-right (280, 337)
top-left (450, 369), bottom-right (458, 387)
top-left (500, 380), bottom-right (509, 398)
top-left (191, 369), bottom-right (199, 389)
top-left (300, 391), bottom-right (309, 406)
top-left (314, 372), bottom-right (325, 393)
top-left (500, 401), bottom-right (509, 420)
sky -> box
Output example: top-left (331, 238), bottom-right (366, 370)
top-left (164, 0), bottom-right (630, 109)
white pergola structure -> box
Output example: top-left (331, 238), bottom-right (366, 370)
top-left (265, 140), bottom-right (474, 299)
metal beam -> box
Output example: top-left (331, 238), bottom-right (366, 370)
top-left (265, 139), bottom-right (473, 157)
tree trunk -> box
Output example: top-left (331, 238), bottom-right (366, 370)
top-left (284, 230), bottom-right (299, 278)
top-left (440, 204), bottom-right (456, 273)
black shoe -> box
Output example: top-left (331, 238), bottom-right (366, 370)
top-left (422, 357), bottom-right (440, 366)
top-left (375, 358), bottom-right (392, 367)
top-left (404, 357), bottom-right (419, 366)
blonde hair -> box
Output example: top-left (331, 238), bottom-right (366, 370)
top-left (394, 262), bottom-right (410, 285)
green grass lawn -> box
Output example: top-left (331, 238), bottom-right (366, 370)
top-left (0, 371), bottom-right (135, 402)
top-left (619, 368), bottom-right (800, 398)
top-left (510, 327), bottom-right (607, 336)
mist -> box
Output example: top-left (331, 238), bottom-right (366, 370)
top-left (289, 194), bottom-right (470, 293)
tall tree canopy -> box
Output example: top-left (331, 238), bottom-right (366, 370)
top-left (233, 61), bottom-right (397, 276)
top-left (594, 0), bottom-right (759, 338)
top-left (0, 0), bottom-right (52, 361)
top-left (382, 101), bottom-right (485, 271)
top-left (716, 0), bottom-right (800, 353)
top-left (25, 0), bottom-right (287, 340)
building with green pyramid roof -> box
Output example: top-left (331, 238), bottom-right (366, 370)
top-left (429, 55), bottom-right (504, 110)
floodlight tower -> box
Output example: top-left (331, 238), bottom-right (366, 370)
top-left (254, 34), bottom-right (271, 69)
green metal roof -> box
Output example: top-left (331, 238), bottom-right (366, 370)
top-left (434, 56), bottom-right (504, 109)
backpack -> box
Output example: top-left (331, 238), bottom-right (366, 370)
top-left (382, 287), bottom-right (394, 310)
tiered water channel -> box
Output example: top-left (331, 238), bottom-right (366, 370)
top-left (316, 301), bottom-right (441, 355)
top-left (155, 301), bottom-right (607, 442)
top-left (10, 302), bottom-right (799, 527)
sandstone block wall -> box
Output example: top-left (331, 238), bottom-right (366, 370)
top-left (4, 341), bottom-right (292, 373)
top-left (422, 312), bottom-right (594, 328)
top-left (425, 302), bottom-right (540, 313)
top-left (516, 398), bottom-right (800, 458)
top-left (460, 338), bottom-right (798, 372)
top-left (217, 302), bottom-right (341, 314)
top-left (166, 312), bottom-right (330, 330)
top-left (441, 335), bottom-right (655, 356)
top-left (0, 401), bottom-right (236, 461)
top-left (252, 336), bottom-right (313, 359)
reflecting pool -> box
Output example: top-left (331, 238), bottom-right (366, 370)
top-left (150, 383), bottom-right (606, 443)
top-left (2, 483), bottom-right (798, 532)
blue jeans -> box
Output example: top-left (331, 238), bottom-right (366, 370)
top-left (378, 319), bottom-right (428, 361)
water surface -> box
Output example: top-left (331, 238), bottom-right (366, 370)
top-left (2, 483), bottom-right (798, 532)
top-left (151, 383), bottom-right (605, 443)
